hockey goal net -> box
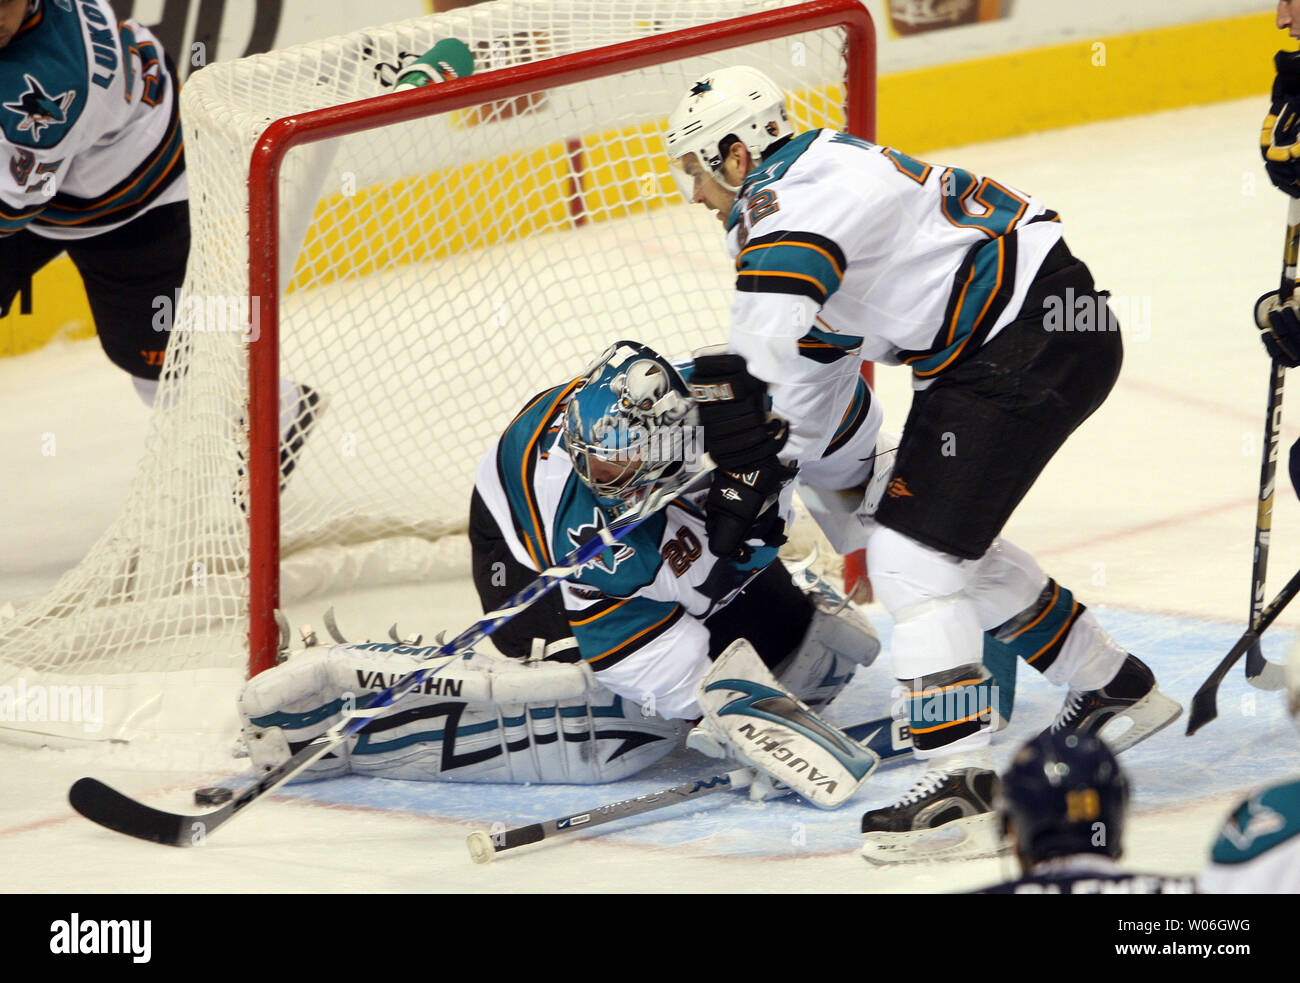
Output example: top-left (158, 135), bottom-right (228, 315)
top-left (0, 0), bottom-right (874, 744)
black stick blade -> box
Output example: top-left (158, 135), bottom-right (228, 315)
top-left (1186, 684), bottom-right (1220, 736)
top-left (69, 778), bottom-right (203, 847)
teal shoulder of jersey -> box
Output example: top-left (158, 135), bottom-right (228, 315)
top-left (496, 381), bottom-right (580, 570)
top-left (1210, 777), bottom-right (1300, 865)
top-left (0, 0), bottom-right (96, 151)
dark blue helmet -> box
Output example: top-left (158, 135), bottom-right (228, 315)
top-left (998, 731), bottom-right (1129, 865)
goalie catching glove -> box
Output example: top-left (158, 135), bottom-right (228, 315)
top-left (690, 350), bottom-right (797, 559)
top-left (1263, 50), bottom-right (1300, 198)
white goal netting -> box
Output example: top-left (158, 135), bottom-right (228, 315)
top-left (0, 0), bottom-right (867, 743)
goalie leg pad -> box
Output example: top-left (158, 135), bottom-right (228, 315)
top-left (773, 596), bottom-right (881, 712)
top-left (695, 639), bottom-right (879, 809)
top-left (238, 642), bottom-right (683, 784)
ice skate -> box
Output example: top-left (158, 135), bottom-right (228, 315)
top-left (860, 763), bottom-right (1006, 865)
top-left (1041, 654), bottom-right (1182, 753)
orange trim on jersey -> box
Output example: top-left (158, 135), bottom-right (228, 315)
top-left (1000, 583), bottom-right (1060, 642)
top-left (585, 607), bottom-right (681, 664)
top-left (939, 170), bottom-right (1030, 240)
top-left (518, 378), bottom-right (582, 571)
top-left (507, 377), bottom-right (580, 431)
top-left (909, 237), bottom-right (1007, 378)
top-left (910, 712), bottom-right (987, 735)
top-left (882, 148), bottom-right (931, 185)
top-left (37, 113), bottom-right (183, 222)
top-left (903, 676), bottom-right (985, 698)
top-left (739, 240), bottom-right (845, 280)
top-left (0, 199), bottom-right (45, 221)
top-left (16, 4), bottom-right (43, 38)
top-left (1025, 599), bottom-right (1080, 665)
top-left (568, 595), bottom-right (633, 627)
top-left (737, 269), bottom-right (829, 295)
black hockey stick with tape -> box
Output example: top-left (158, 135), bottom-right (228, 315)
top-left (465, 714), bottom-right (909, 863)
top-left (69, 461), bottom-right (716, 846)
top-left (1243, 198), bottom-right (1300, 690)
top-left (1188, 563), bottom-right (1300, 734)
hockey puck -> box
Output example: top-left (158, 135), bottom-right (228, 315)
top-left (194, 786), bottom-right (234, 806)
top-left (466, 831), bottom-right (496, 865)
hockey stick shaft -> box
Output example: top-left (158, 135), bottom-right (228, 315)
top-left (1187, 562), bottom-right (1300, 734)
top-left (465, 714), bottom-right (908, 862)
top-left (467, 768), bottom-right (754, 862)
top-left (70, 462), bottom-right (715, 845)
top-left (1245, 197), bottom-right (1300, 687)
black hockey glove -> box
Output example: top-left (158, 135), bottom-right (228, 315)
top-left (690, 352), bottom-right (789, 472)
top-left (1262, 51), bottom-right (1300, 198)
top-left (1256, 289), bottom-right (1300, 366)
top-left (705, 462), bottom-right (797, 561)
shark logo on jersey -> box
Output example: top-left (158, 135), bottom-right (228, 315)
top-left (568, 509), bottom-right (635, 574)
top-left (1221, 796), bottom-right (1286, 850)
top-left (3, 74), bottom-right (76, 140)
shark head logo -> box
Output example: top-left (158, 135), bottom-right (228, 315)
top-left (4, 73), bottom-right (75, 140)
top-left (568, 508), bottom-right (635, 575)
top-left (1222, 795), bottom-right (1286, 851)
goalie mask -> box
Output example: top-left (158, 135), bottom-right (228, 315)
top-left (563, 341), bottom-right (700, 516)
top-left (664, 65), bottom-right (793, 200)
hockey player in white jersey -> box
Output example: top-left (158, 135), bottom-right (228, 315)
top-left (976, 731), bottom-right (1195, 894)
top-left (0, 0), bottom-right (185, 399)
top-left (1199, 643), bottom-right (1300, 893)
top-left (239, 341), bottom-right (885, 800)
top-left (663, 67), bottom-right (1182, 860)
top-left (0, 0), bottom-right (318, 473)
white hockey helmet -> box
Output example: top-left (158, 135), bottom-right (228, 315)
top-left (663, 65), bottom-right (793, 199)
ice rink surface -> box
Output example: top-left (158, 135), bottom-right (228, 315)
top-left (3, 96), bottom-right (1300, 894)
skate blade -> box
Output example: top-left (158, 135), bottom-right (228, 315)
top-left (1100, 689), bottom-right (1183, 754)
top-left (860, 813), bottom-right (1007, 866)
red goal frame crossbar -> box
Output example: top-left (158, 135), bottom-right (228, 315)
top-left (246, 0), bottom-right (877, 676)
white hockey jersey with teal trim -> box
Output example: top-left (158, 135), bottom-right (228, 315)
top-left (723, 128), bottom-right (1063, 463)
top-left (0, 0), bottom-right (184, 239)
top-left (1199, 777), bottom-right (1300, 893)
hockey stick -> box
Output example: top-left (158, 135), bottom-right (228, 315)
top-left (1187, 563), bottom-right (1300, 735)
top-left (69, 462), bottom-right (715, 846)
top-left (1243, 198), bottom-right (1300, 690)
top-left (465, 714), bottom-right (908, 863)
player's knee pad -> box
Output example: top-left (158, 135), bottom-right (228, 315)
top-left (965, 537), bottom-right (1049, 631)
top-left (866, 525), bottom-right (979, 612)
top-left (898, 662), bottom-right (996, 759)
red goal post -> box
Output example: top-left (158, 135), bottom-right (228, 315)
top-left (245, 0), bottom-right (878, 675)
